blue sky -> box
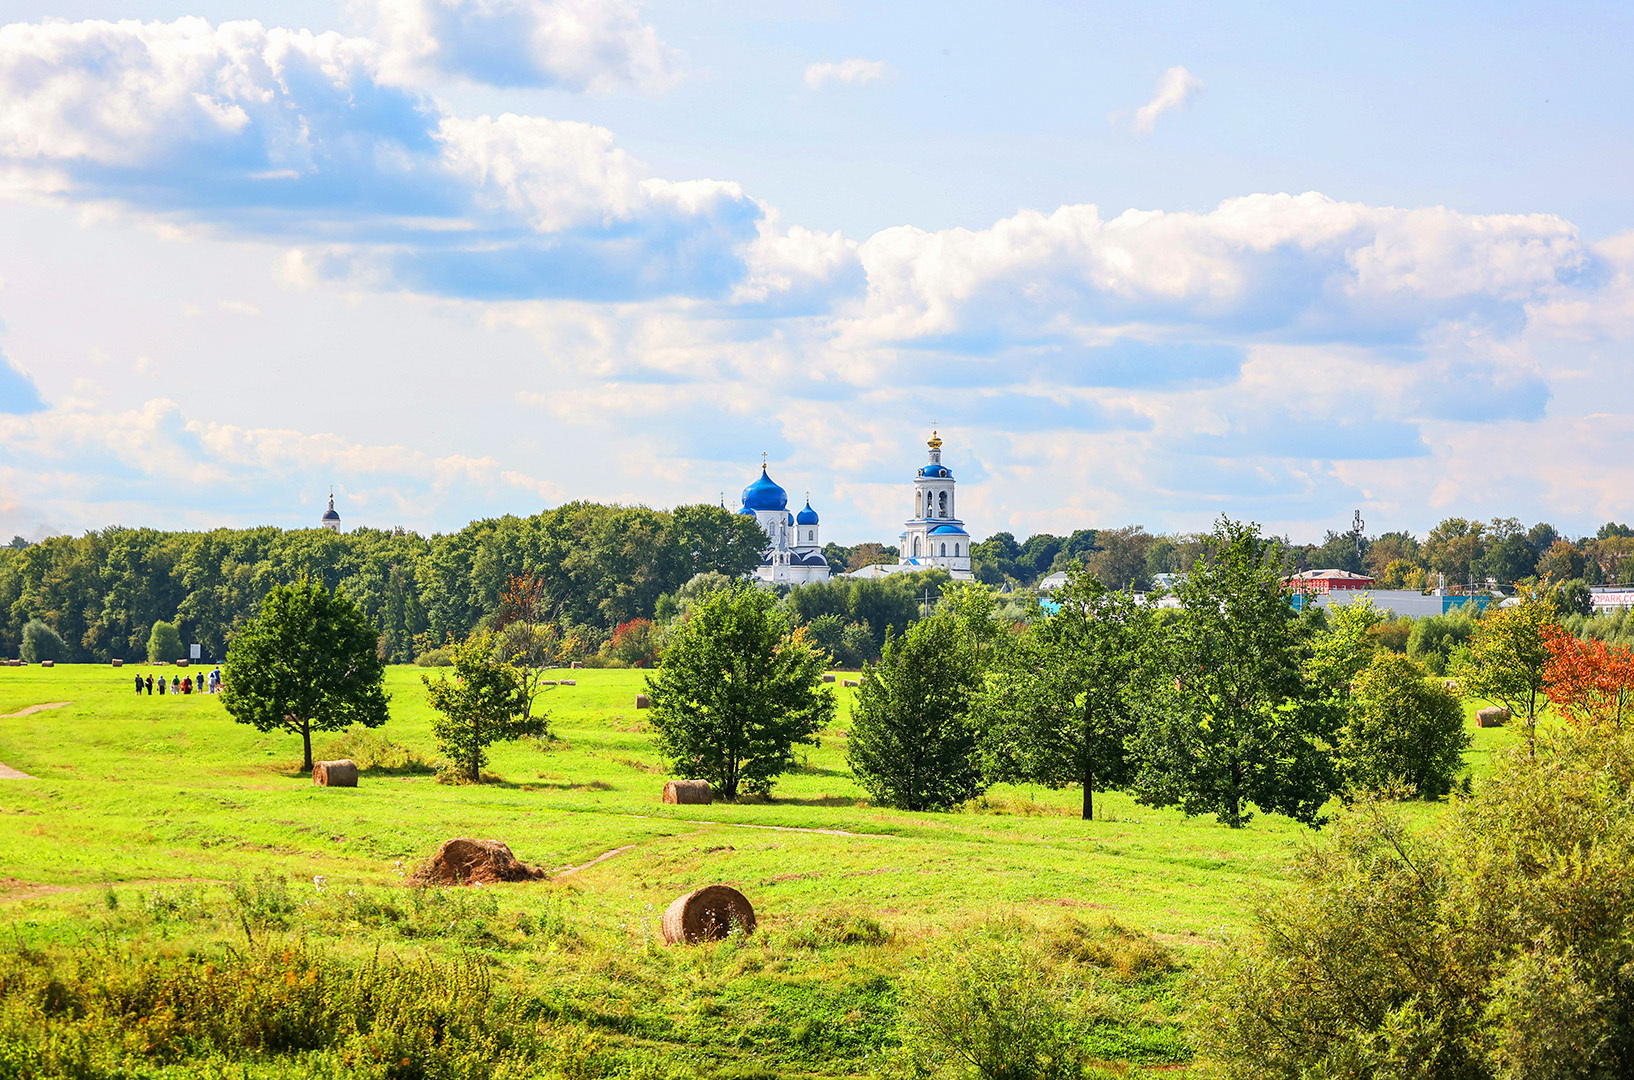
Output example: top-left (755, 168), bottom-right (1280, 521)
top-left (1, 1), bottom-right (1632, 544)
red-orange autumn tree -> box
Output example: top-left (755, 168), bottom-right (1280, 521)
top-left (1541, 623), bottom-right (1634, 728)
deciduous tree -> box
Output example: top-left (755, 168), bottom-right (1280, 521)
top-left (1457, 591), bottom-right (1556, 754)
top-left (221, 581), bottom-right (390, 771)
top-left (848, 612), bottom-right (986, 811)
top-left (1133, 518), bottom-right (1336, 828)
top-left (423, 630), bottom-right (544, 782)
top-left (645, 584), bottom-right (834, 799)
top-left (1339, 652), bottom-right (1469, 797)
top-left (1542, 623), bottom-right (1634, 728)
top-left (979, 569), bottom-right (1155, 820)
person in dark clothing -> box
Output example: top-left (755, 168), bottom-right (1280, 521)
top-left (145, 674), bottom-right (153, 695)
top-left (182, 676), bottom-right (192, 694)
top-left (135, 673), bottom-right (144, 695)
top-left (158, 675), bottom-right (167, 695)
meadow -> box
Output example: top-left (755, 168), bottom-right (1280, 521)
top-left (0, 664), bottom-right (1520, 1079)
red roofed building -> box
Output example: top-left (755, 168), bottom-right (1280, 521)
top-left (1284, 569), bottom-right (1376, 593)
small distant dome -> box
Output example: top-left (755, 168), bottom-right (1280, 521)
top-left (741, 466), bottom-right (788, 511)
top-left (787, 511), bottom-right (796, 525)
top-left (320, 490), bottom-right (341, 531)
top-left (796, 499), bottom-right (819, 525)
top-left (737, 505), bottom-right (756, 516)
top-left (918, 464), bottom-right (952, 479)
top-left (928, 523), bottom-right (969, 535)
top-left (321, 507), bottom-right (340, 522)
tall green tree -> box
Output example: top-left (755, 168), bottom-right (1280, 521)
top-left (979, 569), bottom-right (1155, 820)
top-left (19, 619), bottom-right (64, 663)
top-left (221, 580), bottom-right (390, 771)
top-left (146, 620), bottom-right (183, 663)
top-left (1457, 590), bottom-right (1556, 754)
top-left (848, 612), bottom-right (987, 811)
top-left (423, 630), bottom-right (544, 782)
top-left (645, 584), bottom-right (834, 799)
top-left (1134, 518), bottom-right (1336, 827)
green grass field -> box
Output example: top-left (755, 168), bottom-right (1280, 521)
top-left (0, 664), bottom-right (1522, 1078)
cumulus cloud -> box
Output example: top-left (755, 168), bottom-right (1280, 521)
top-left (351, 0), bottom-right (677, 91)
top-left (847, 193), bottom-right (1586, 349)
top-left (1117, 65), bottom-right (1201, 134)
top-left (0, 16), bottom-right (757, 302)
top-left (804, 58), bottom-right (890, 90)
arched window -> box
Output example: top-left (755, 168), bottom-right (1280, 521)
top-left (808, 530), bottom-right (814, 542)
top-left (913, 536), bottom-right (921, 557)
top-left (938, 491), bottom-right (948, 518)
top-left (916, 491), bottom-right (923, 518)
top-left (940, 543), bottom-right (947, 556)
top-left (954, 543), bottom-right (960, 556)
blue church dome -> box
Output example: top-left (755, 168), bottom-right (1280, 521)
top-left (796, 499), bottom-right (819, 525)
top-left (787, 511), bottom-right (796, 525)
top-left (918, 464), bottom-right (952, 479)
top-left (741, 467), bottom-right (788, 511)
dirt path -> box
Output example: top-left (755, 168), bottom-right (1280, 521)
top-left (0, 701), bottom-right (69, 718)
top-left (0, 701), bottom-right (65, 778)
top-left (555, 844), bottom-right (639, 876)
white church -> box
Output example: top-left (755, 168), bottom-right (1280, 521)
top-left (735, 432), bottom-right (975, 584)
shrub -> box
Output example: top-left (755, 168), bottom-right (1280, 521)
top-left (19, 619), bottom-right (64, 663)
top-left (1339, 652), bottom-right (1470, 797)
top-left (606, 617), bottom-right (661, 667)
top-left (1407, 610), bottom-right (1476, 675)
top-left (1196, 726), bottom-right (1634, 1079)
top-left (414, 645), bottom-right (453, 666)
top-left (897, 931), bottom-right (1090, 1080)
top-left (146, 619), bottom-right (183, 664)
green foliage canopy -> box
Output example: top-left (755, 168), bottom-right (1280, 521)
top-left (1133, 518), bottom-right (1336, 828)
top-left (644, 584), bottom-right (834, 799)
top-left (221, 581), bottom-right (390, 771)
top-left (423, 630), bottom-right (544, 782)
top-left (19, 618), bottom-right (63, 663)
top-left (1339, 652), bottom-right (1470, 797)
top-left (146, 620), bottom-right (183, 664)
top-left (847, 609), bottom-right (987, 811)
top-left (979, 568), bottom-right (1155, 820)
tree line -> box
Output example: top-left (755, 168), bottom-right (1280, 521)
top-left (0, 503), bottom-right (766, 663)
top-left (967, 516), bottom-right (1634, 593)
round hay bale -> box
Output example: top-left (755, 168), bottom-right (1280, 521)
top-left (570, 661), bottom-right (583, 669)
top-left (663, 779), bottom-right (712, 805)
top-left (111, 658), bottom-right (123, 667)
top-left (408, 838), bottom-right (547, 886)
top-left (313, 759), bottom-right (359, 787)
top-left (1476, 706), bottom-right (1511, 728)
top-left (821, 674), bottom-right (835, 683)
top-left (635, 693), bottom-right (651, 709)
top-left (559, 679), bottom-right (577, 686)
top-left (662, 885), bottom-right (755, 944)
top-left (842, 678), bottom-right (858, 688)
top-left (40, 660), bottom-right (53, 668)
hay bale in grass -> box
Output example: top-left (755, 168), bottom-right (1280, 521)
top-left (1476, 706), bottom-right (1510, 728)
top-left (1443, 679), bottom-right (1459, 691)
top-left (570, 661), bottom-right (583, 669)
top-left (111, 658), bottom-right (123, 667)
top-left (662, 885), bottom-right (755, 944)
top-left (409, 838), bottom-right (546, 886)
top-left (663, 779), bottom-right (711, 805)
top-left (39, 660), bottom-right (53, 669)
top-left (843, 678), bottom-right (858, 688)
top-left (312, 759), bottom-right (359, 787)
top-left (559, 679), bottom-right (577, 686)
top-left (636, 694), bottom-right (651, 708)
top-left (822, 674), bottom-right (835, 683)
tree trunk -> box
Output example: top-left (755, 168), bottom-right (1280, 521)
top-left (1081, 696), bottom-right (1095, 820)
top-left (301, 722), bottom-right (313, 772)
top-left (1227, 756), bottom-right (1243, 828)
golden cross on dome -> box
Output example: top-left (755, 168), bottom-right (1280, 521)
top-left (761, 451), bottom-right (768, 469)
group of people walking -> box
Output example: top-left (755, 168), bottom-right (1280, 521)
top-left (134, 668), bottom-right (221, 696)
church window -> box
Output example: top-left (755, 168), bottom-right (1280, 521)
top-left (938, 491), bottom-right (948, 517)
top-left (940, 543), bottom-right (947, 556)
top-left (955, 543), bottom-right (960, 556)
top-left (913, 536), bottom-right (921, 557)
top-left (808, 530), bottom-right (814, 542)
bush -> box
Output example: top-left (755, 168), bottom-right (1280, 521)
top-left (414, 645), bottom-right (453, 666)
top-left (896, 931), bottom-right (1090, 1080)
top-left (19, 619), bottom-right (64, 663)
top-left (146, 619), bottom-right (183, 664)
top-left (1339, 652), bottom-right (1470, 797)
top-left (605, 617), bottom-right (661, 667)
top-left (1407, 610), bottom-right (1476, 675)
top-left (1196, 726), bottom-right (1634, 1079)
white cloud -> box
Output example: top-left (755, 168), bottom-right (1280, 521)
top-left (804, 58), bottom-right (891, 90)
top-left (352, 0), bottom-right (677, 91)
top-left (1120, 65), bottom-right (1202, 134)
top-left (0, 16), bottom-right (759, 302)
